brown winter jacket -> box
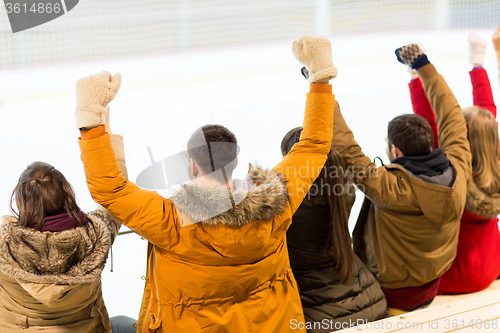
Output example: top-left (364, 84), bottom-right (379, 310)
top-left (0, 134), bottom-right (126, 332)
top-left (332, 64), bottom-right (472, 289)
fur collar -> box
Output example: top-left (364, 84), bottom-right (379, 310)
top-left (171, 166), bottom-right (288, 227)
top-left (465, 181), bottom-right (500, 218)
top-left (0, 210), bottom-right (111, 285)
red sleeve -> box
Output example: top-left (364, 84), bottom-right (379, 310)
top-left (409, 78), bottom-right (439, 148)
top-left (470, 68), bottom-right (497, 118)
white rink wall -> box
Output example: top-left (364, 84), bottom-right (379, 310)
top-left (0, 29), bottom-right (499, 318)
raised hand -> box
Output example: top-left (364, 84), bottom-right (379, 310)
top-left (76, 71), bottom-right (121, 129)
top-left (469, 32), bottom-right (487, 66)
top-left (395, 43), bottom-right (429, 70)
top-left (292, 35), bottom-right (337, 83)
top-left (493, 27), bottom-right (500, 65)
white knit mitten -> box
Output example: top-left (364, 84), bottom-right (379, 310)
top-left (493, 27), bottom-right (500, 69)
top-left (469, 32), bottom-right (487, 66)
top-left (292, 35), bottom-right (337, 82)
top-left (76, 71), bottom-right (121, 129)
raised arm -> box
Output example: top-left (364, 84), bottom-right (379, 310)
top-left (92, 108), bottom-right (129, 243)
top-left (76, 72), bottom-right (179, 248)
top-left (470, 69), bottom-right (497, 116)
top-left (469, 32), bottom-right (497, 116)
top-left (396, 44), bottom-right (472, 182)
top-left (274, 35), bottom-right (336, 213)
top-left (409, 76), bottom-right (439, 148)
top-left (329, 101), bottom-right (416, 209)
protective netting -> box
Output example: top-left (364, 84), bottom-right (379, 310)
top-left (0, 0), bottom-right (499, 68)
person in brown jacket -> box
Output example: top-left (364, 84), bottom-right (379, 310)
top-left (0, 112), bottom-right (128, 332)
top-left (332, 44), bottom-right (472, 314)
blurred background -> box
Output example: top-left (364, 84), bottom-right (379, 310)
top-left (0, 0), bottom-right (499, 319)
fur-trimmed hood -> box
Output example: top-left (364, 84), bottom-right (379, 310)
top-left (0, 210), bottom-right (112, 307)
top-left (171, 166), bottom-right (288, 227)
top-left (465, 181), bottom-right (500, 218)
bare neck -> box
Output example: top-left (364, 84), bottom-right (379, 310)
top-left (194, 175), bottom-right (234, 190)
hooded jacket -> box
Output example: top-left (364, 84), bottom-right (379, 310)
top-left (0, 209), bottom-right (119, 333)
top-left (0, 134), bottom-right (125, 332)
top-left (332, 64), bottom-right (472, 291)
top-left (78, 84), bottom-right (335, 333)
top-left (287, 180), bottom-right (387, 332)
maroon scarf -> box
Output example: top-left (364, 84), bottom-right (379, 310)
top-left (33, 211), bottom-right (87, 232)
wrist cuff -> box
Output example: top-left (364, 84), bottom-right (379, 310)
top-left (412, 54), bottom-right (430, 71)
top-left (80, 125), bottom-right (106, 140)
top-left (310, 83), bottom-right (332, 94)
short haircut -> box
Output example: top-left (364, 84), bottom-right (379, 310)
top-left (387, 114), bottom-right (434, 157)
top-left (187, 125), bottom-right (238, 183)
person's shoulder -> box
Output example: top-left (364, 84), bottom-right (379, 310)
top-left (0, 215), bottom-right (17, 226)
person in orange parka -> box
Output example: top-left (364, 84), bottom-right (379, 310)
top-left (76, 35), bottom-right (337, 333)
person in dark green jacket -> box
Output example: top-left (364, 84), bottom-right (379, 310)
top-left (281, 128), bottom-right (387, 333)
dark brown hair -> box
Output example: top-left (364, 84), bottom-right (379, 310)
top-left (281, 128), bottom-right (355, 284)
top-left (187, 125), bottom-right (238, 184)
top-left (10, 162), bottom-right (83, 230)
top-left (388, 114), bottom-right (434, 157)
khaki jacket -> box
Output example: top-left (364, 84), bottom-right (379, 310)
top-left (78, 84), bottom-right (335, 333)
top-left (0, 209), bottom-right (119, 333)
top-left (332, 64), bottom-right (472, 289)
top-left (0, 134), bottom-right (125, 332)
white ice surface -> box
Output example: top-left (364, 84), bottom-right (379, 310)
top-left (0, 29), bottom-right (499, 319)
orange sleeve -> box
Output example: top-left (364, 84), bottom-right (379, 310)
top-left (310, 83), bottom-right (332, 94)
top-left (80, 125), bottom-right (106, 140)
top-left (79, 133), bottom-right (180, 248)
top-left (273, 87), bottom-right (334, 215)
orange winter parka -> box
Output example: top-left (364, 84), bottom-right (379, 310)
top-left (78, 84), bottom-right (335, 333)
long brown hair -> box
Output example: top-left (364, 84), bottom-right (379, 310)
top-left (281, 128), bottom-right (355, 284)
top-left (10, 162), bottom-right (83, 230)
top-left (463, 107), bottom-right (500, 195)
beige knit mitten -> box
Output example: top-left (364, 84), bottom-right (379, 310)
top-left (292, 35), bottom-right (337, 82)
top-left (469, 32), bottom-right (487, 66)
top-left (76, 71), bottom-right (122, 129)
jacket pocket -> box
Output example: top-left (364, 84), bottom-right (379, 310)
top-left (148, 313), bottom-right (162, 333)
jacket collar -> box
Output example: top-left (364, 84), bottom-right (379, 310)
top-left (0, 210), bottom-right (111, 285)
top-left (391, 149), bottom-right (455, 187)
top-left (171, 165), bottom-right (288, 227)
top-left (465, 181), bottom-right (500, 218)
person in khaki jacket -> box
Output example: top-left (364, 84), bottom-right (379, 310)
top-left (76, 35), bottom-right (337, 333)
top-left (0, 112), bottom-right (127, 332)
top-left (332, 44), bottom-right (472, 313)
